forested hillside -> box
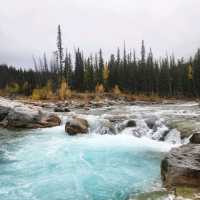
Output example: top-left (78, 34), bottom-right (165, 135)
top-left (0, 25), bottom-right (199, 98)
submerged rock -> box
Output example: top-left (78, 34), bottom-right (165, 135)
top-left (145, 117), bottom-right (157, 130)
top-left (126, 120), bottom-right (137, 127)
top-left (190, 133), bottom-right (200, 144)
top-left (128, 191), bottom-right (170, 200)
top-left (54, 107), bottom-right (70, 112)
top-left (117, 119), bottom-right (137, 132)
top-left (161, 144), bottom-right (200, 189)
top-left (65, 117), bottom-right (89, 135)
top-left (105, 115), bottom-right (128, 123)
top-left (99, 121), bottom-right (116, 135)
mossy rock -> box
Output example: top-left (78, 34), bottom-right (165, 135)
top-left (175, 186), bottom-right (200, 199)
top-left (168, 120), bottom-right (200, 139)
top-left (128, 191), bottom-right (169, 200)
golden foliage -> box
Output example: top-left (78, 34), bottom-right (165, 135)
top-left (103, 64), bottom-right (109, 81)
top-left (112, 85), bottom-right (121, 95)
top-left (46, 80), bottom-right (54, 99)
top-left (188, 64), bottom-right (193, 80)
top-left (32, 89), bottom-right (43, 100)
top-left (0, 89), bottom-right (6, 96)
top-left (58, 80), bottom-right (72, 100)
top-left (5, 83), bottom-right (20, 94)
top-left (95, 83), bottom-right (104, 94)
top-left (32, 80), bottom-right (54, 100)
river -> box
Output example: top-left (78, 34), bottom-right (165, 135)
top-left (0, 101), bottom-right (199, 200)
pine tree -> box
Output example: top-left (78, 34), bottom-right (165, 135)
top-left (84, 57), bottom-right (94, 91)
top-left (74, 48), bottom-right (84, 91)
top-left (64, 51), bottom-right (72, 86)
top-left (98, 49), bottom-right (104, 84)
top-left (57, 25), bottom-right (64, 82)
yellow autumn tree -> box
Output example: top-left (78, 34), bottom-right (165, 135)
top-left (46, 80), bottom-right (54, 99)
top-left (32, 80), bottom-right (53, 100)
top-left (95, 83), bottom-right (104, 94)
top-left (103, 64), bottom-right (109, 81)
top-left (112, 85), bottom-right (121, 96)
top-left (5, 83), bottom-right (20, 95)
top-left (103, 64), bottom-right (109, 90)
top-left (188, 64), bottom-right (193, 80)
top-left (32, 89), bottom-right (44, 100)
top-left (58, 80), bottom-right (72, 100)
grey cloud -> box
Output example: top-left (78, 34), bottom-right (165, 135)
top-left (0, 0), bottom-right (200, 67)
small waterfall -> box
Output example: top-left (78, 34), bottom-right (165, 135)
top-left (164, 129), bottom-right (181, 144)
top-left (68, 112), bottom-right (182, 145)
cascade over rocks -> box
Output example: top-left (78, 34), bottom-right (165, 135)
top-left (99, 121), bottom-right (116, 135)
top-left (65, 117), bottom-right (89, 135)
top-left (161, 144), bottom-right (200, 189)
top-left (117, 119), bottom-right (137, 133)
top-left (145, 117), bottom-right (157, 129)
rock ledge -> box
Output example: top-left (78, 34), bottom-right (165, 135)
top-left (161, 144), bottom-right (200, 189)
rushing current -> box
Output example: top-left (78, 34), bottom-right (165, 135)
top-left (0, 102), bottom-right (199, 200)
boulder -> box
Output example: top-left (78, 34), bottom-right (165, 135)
top-left (65, 117), bottom-right (89, 135)
top-left (54, 107), bottom-right (70, 112)
top-left (117, 119), bottom-right (137, 132)
top-left (6, 106), bottom-right (61, 129)
top-left (161, 144), bottom-right (200, 189)
top-left (168, 120), bottom-right (200, 139)
top-left (145, 117), bottom-right (157, 129)
top-left (0, 106), bottom-right (10, 121)
top-left (190, 133), bottom-right (200, 144)
top-left (99, 121), bottom-right (116, 135)
top-left (126, 120), bottom-right (137, 127)
top-left (128, 191), bottom-right (169, 200)
top-left (39, 113), bottom-right (61, 128)
top-left (105, 115), bottom-right (128, 123)
top-left (0, 98), bottom-right (61, 129)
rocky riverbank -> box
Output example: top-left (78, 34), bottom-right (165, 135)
top-left (161, 144), bottom-right (200, 187)
top-left (160, 137), bottom-right (200, 199)
top-left (0, 98), bottom-right (61, 129)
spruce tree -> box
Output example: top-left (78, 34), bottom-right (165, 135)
top-left (57, 25), bottom-right (64, 82)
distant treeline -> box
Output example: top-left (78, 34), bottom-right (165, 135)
top-left (0, 25), bottom-right (200, 98)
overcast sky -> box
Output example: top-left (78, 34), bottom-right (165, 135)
top-left (0, 0), bottom-right (200, 68)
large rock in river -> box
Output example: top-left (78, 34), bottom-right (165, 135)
top-left (168, 120), bottom-right (200, 139)
top-left (0, 98), bottom-right (61, 129)
top-left (6, 106), bottom-right (61, 129)
top-left (161, 144), bottom-right (200, 189)
top-left (65, 117), bottom-right (89, 135)
top-left (126, 120), bottom-right (137, 127)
